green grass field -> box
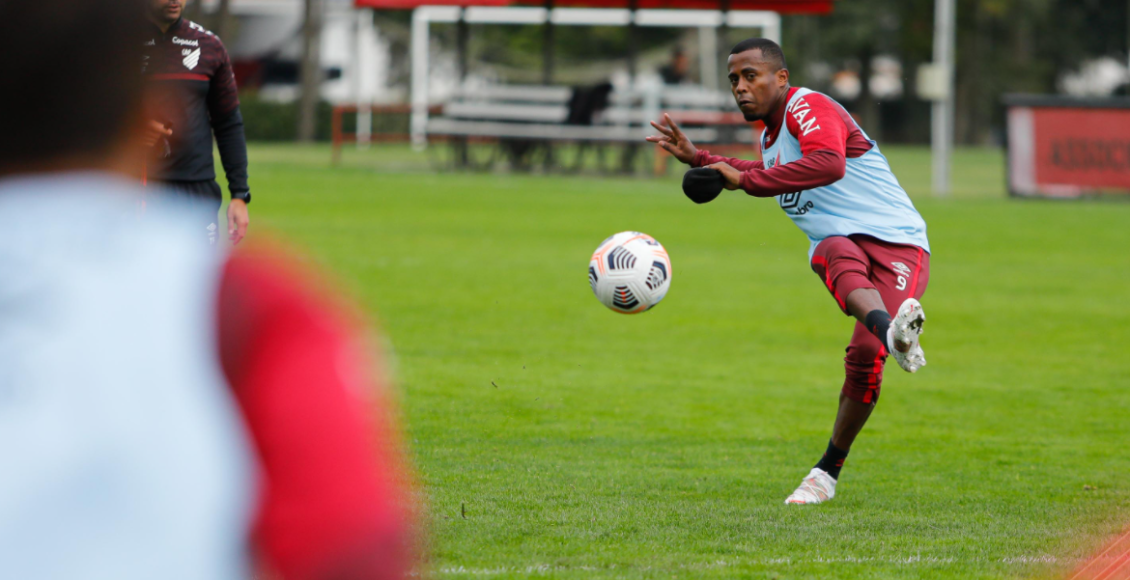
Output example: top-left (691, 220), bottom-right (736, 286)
top-left (234, 143), bottom-right (1129, 579)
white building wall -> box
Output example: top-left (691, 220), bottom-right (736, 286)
top-left (198, 0), bottom-right (392, 104)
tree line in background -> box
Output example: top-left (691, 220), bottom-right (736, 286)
top-left (203, 0), bottom-right (1129, 145)
top-left (371, 0), bottom-right (1128, 145)
top-left (188, 0), bottom-right (324, 142)
top-left (786, 0), bottom-right (1129, 144)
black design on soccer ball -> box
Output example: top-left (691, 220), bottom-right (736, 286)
top-left (645, 260), bottom-right (668, 290)
top-left (611, 285), bottom-right (639, 310)
top-left (606, 247), bottom-right (637, 271)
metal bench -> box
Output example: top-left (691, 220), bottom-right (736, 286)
top-left (425, 83), bottom-right (756, 173)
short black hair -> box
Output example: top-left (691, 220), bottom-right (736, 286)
top-left (730, 38), bottom-right (787, 71)
top-left (0, 0), bottom-right (148, 171)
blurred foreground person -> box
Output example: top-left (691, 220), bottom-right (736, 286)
top-left (0, 1), bottom-right (413, 579)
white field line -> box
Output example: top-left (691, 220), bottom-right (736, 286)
top-left (431, 555), bottom-right (1076, 576)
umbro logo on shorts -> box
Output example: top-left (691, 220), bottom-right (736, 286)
top-left (183, 48), bottom-right (201, 70)
top-left (892, 262), bottom-right (912, 276)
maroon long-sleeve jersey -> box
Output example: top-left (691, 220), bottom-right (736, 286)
top-left (143, 18), bottom-right (249, 198)
top-left (692, 87), bottom-right (874, 197)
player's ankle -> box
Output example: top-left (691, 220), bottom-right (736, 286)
top-left (814, 439), bottom-right (849, 480)
top-left (864, 309), bottom-right (896, 352)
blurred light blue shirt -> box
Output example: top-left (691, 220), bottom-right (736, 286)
top-left (0, 173), bottom-right (254, 580)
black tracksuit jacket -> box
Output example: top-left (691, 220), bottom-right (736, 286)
top-left (142, 18), bottom-right (249, 200)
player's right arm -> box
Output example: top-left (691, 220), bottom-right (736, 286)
top-left (734, 93), bottom-right (851, 197)
top-left (646, 114), bottom-right (764, 171)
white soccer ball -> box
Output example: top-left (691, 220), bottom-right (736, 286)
top-left (588, 231), bottom-right (672, 314)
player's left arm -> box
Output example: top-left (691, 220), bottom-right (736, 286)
top-left (710, 94), bottom-right (849, 197)
top-left (218, 248), bottom-right (415, 580)
top-left (208, 40), bottom-right (251, 244)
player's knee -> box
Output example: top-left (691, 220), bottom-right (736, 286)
top-left (842, 372), bottom-right (881, 404)
top-left (814, 237), bottom-right (868, 277)
top-left (825, 253), bottom-right (870, 288)
top-left (842, 342), bottom-right (886, 404)
top-left (841, 383), bottom-right (879, 404)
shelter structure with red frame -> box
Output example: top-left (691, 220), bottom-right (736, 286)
top-left (335, 0), bottom-right (836, 170)
top-left (403, 5), bottom-right (784, 149)
top-left (355, 0), bottom-right (833, 10)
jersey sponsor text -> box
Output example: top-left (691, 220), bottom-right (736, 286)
top-left (787, 97), bottom-right (822, 137)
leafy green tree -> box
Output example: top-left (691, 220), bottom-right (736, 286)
top-left (786, 0), bottom-right (1128, 144)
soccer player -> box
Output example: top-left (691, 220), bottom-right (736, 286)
top-left (647, 38), bottom-right (930, 505)
top-left (143, 0), bottom-right (251, 245)
top-left (0, 0), bottom-right (413, 577)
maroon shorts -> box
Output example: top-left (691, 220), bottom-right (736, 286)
top-left (810, 235), bottom-right (930, 404)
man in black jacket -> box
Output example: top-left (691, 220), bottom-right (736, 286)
top-left (144, 0), bottom-right (251, 245)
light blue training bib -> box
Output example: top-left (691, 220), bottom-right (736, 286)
top-left (761, 88), bottom-right (930, 259)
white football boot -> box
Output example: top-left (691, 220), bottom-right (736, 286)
top-left (784, 467), bottom-right (837, 505)
top-left (888, 298), bottom-right (927, 373)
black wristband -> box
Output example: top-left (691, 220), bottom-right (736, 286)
top-left (231, 191), bottom-right (251, 204)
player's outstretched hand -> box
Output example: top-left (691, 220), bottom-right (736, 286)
top-left (704, 162), bottom-right (742, 190)
top-left (646, 113), bottom-right (698, 165)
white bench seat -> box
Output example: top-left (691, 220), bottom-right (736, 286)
top-left (428, 118), bottom-right (718, 142)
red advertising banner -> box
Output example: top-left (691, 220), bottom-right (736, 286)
top-left (1005, 96), bottom-right (1130, 197)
